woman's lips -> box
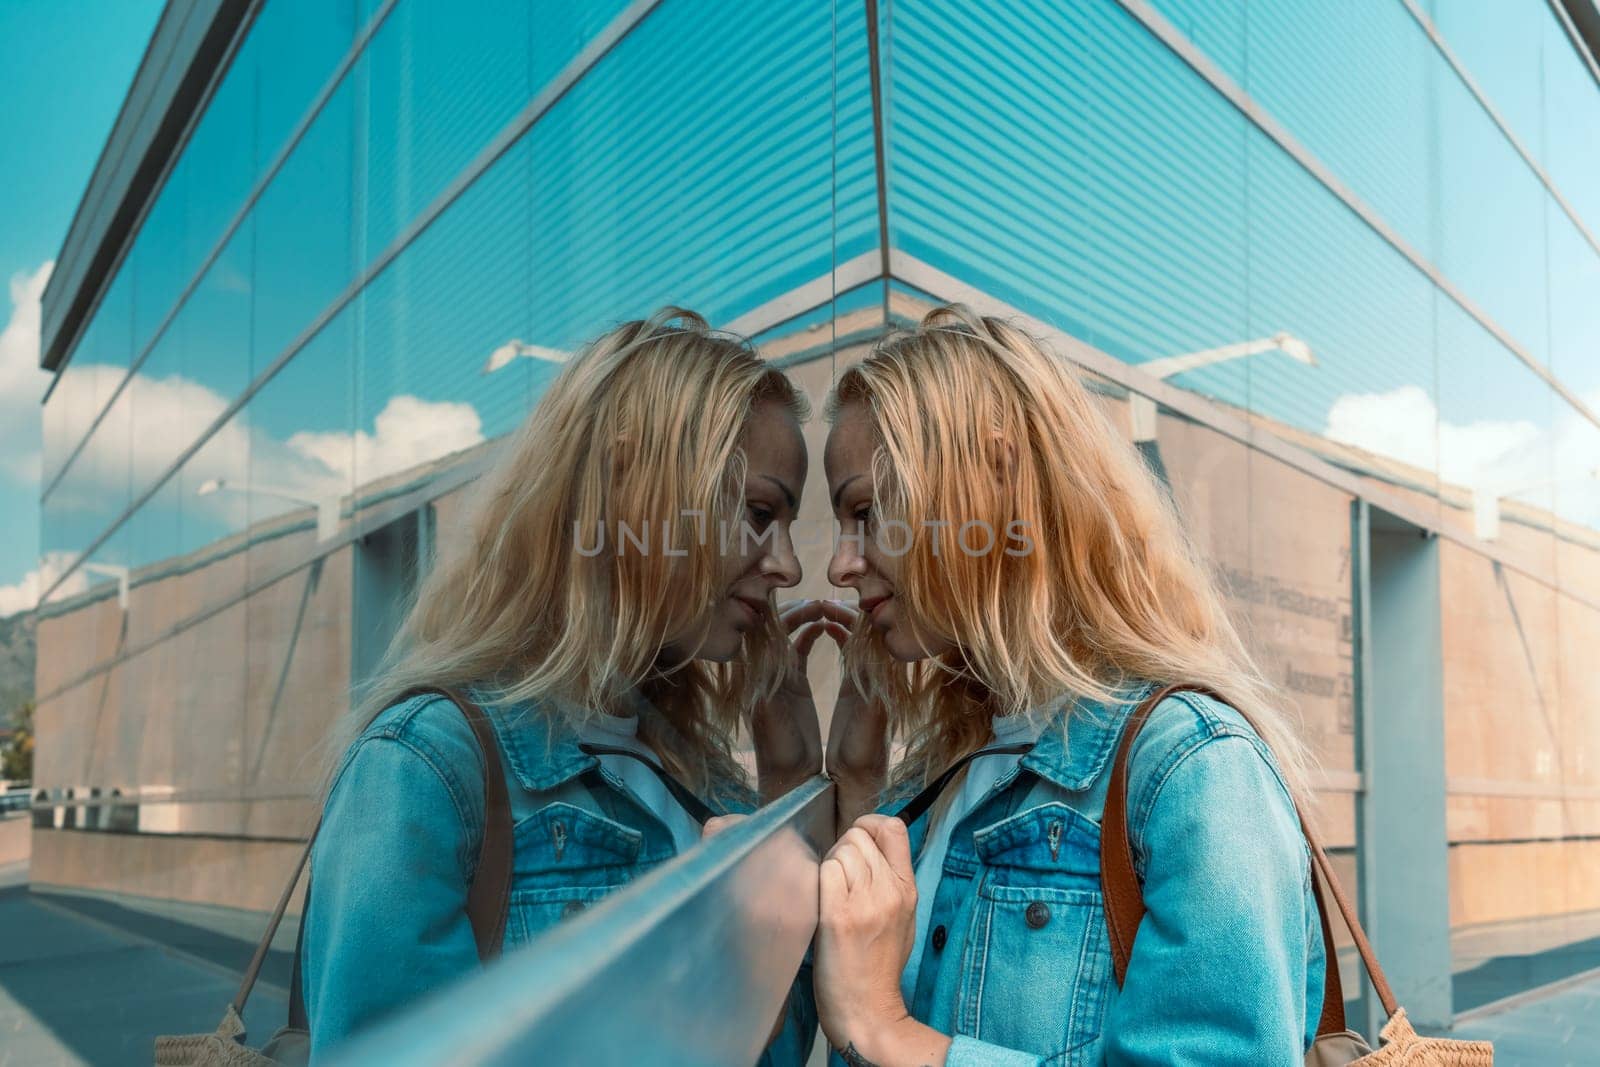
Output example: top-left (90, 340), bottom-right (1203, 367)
top-left (860, 594), bottom-right (892, 621)
top-left (732, 596), bottom-right (764, 625)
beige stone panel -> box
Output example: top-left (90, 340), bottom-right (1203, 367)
top-left (1557, 592), bottom-right (1600, 788)
top-left (1556, 533), bottom-right (1600, 607)
top-left (36, 593), bottom-right (124, 698)
top-left (1449, 840), bottom-right (1600, 928)
top-left (0, 818), bottom-right (29, 865)
top-left (1246, 452), bottom-right (1356, 774)
top-left (1440, 542), bottom-right (1561, 788)
top-left (30, 829), bottom-right (308, 914)
top-left (1309, 788), bottom-right (1358, 857)
top-left (429, 483), bottom-right (480, 578)
top-left (242, 549), bottom-right (353, 837)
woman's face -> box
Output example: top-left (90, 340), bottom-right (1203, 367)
top-left (664, 398), bottom-right (807, 663)
top-left (825, 401), bottom-right (957, 661)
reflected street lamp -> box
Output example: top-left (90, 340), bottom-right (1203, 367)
top-left (1130, 332), bottom-right (1318, 442)
top-left (1472, 469), bottom-right (1600, 541)
top-left (482, 339), bottom-right (570, 375)
top-left (197, 477), bottom-right (341, 542)
top-left (81, 562), bottom-right (129, 610)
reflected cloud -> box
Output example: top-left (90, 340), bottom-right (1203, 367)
top-left (288, 394), bottom-right (484, 489)
top-left (1325, 385), bottom-right (1600, 527)
top-left (0, 551), bottom-right (89, 616)
top-left (0, 260), bottom-right (54, 483)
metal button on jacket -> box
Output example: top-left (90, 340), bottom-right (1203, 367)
top-left (1024, 901), bottom-right (1051, 929)
top-left (931, 924), bottom-right (948, 951)
top-left (562, 900), bottom-right (586, 917)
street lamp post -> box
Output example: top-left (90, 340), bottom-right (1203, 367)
top-left (80, 562), bottom-right (129, 610)
top-left (1472, 468), bottom-right (1600, 541)
top-left (1129, 331), bottom-right (1318, 442)
top-left (482, 339), bottom-right (569, 375)
top-left (197, 478), bottom-right (341, 542)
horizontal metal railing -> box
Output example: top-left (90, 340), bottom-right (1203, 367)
top-left (329, 777), bottom-right (833, 1066)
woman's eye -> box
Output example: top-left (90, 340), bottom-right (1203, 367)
top-left (853, 505), bottom-right (872, 525)
top-left (747, 505), bottom-right (774, 529)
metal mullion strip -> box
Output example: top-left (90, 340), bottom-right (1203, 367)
top-left (1399, 0), bottom-right (1600, 267)
top-left (1110, 0), bottom-right (1600, 438)
top-left (1545, 0), bottom-right (1600, 88)
top-left (39, 0), bottom-right (665, 608)
top-left (42, 0), bottom-right (401, 500)
top-left (891, 251), bottom-right (1600, 617)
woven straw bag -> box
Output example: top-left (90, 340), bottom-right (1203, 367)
top-left (154, 689), bottom-right (514, 1066)
top-left (1102, 685), bottom-right (1494, 1065)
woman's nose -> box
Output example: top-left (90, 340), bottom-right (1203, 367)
top-left (828, 528), bottom-right (867, 587)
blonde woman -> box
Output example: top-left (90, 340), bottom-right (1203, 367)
top-left (812, 306), bottom-right (1325, 1065)
top-left (302, 309), bottom-right (838, 1061)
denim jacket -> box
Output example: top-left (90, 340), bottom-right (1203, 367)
top-left (302, 691), bottom-right (817, 1063)
top-left (844, 683), bottom-right (1325, 1067)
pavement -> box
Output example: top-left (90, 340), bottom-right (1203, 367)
top-left (0, 861), bottom-right (290, 1066)
top-left (1, 854), bottom-right (1597, 1065)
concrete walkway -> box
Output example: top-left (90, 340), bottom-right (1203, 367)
top-left (1451, 966), bottom-right (1600, 1066)
top-left (2, 853), bottom-right (1597, 1065)
top-left (0, 861), bottom-right (289, 1066)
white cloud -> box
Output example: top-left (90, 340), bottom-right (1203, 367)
top-left (1325, 385), bottom-right (1541, 487)
top-left (287, 394), bottom-right (484, 487)
top-left (0, 261), bottom-right (54, 483)
top-left (0, 552), bottom-right (88, 618)
top-left (1325, 385), bottom-right (1600, 529)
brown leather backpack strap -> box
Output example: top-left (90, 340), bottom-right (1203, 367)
top-left (1098, 682), bottom-right (1354, 1038)
top-left (232, 826), bottom-right (316, 1017)
top-left (429, 686), bottom-right (515, 961)
top-left (1099, 682), bottom-right (1187, 986)
top-left (1301, 812), bottom-right (1400, 1019)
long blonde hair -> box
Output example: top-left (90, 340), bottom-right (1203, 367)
top-left (828, 304), bottom-right (1311, 803)
top-left (333, 308), bottom-right (807, 793)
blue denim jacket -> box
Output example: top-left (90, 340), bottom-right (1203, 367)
top-left (841, 683), bottom-right (1325, 1067)
top-left (302, 691), bottom-right (817, 1063)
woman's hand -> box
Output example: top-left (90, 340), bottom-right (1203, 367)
top-left (815, 815), bottom-right (949, 1066)
top-left (749, 599), bottom-right (853, 802)
top-left (821, 607), bottom-right (889, 835)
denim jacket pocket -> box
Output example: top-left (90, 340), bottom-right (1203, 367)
top-left (963, 804), bottom-right (1112, 1064)
top-left (514, 801), bottom-right (644, 874)
top-left (506, 802), bottom-right (650, 948)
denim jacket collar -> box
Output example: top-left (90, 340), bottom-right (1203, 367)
top-left (477, 697), bottom-right (599, 792)
top-left (476, 693), bottom-right (756, 814)
top-left (1019, 679), bottom-right (1162, 793)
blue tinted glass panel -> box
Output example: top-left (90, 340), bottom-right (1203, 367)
top-left (356, 0), bottom-right (532, 259)
top-left (251, 0), bottom-right (360, 170)
top-left (1243, 128), bottom-right (1436, 477)
top-left (354, 140), bottom-right (529, 493)
top-left (1541, 10), bottom-right (1600, 246)
top-left (1245, 0), bottom-right (1433, 260)
top-left (1432, 0), bottom-right (1546, 162)
top-left (1436, 52), bottom-right (1549, 366)
top-left (252, 77), bottom-right (356, 371)
top-left (892, 0), bottom-right (1249, 374)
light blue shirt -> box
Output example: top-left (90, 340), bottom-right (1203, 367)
top-left (578, 711), bottom-right (703, 853)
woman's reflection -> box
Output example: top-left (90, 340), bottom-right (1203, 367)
top-left (300, 308), bottom-right (830, 1062)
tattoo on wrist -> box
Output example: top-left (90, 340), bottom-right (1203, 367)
top-left (835, 1043), bottom-right (881, 1067)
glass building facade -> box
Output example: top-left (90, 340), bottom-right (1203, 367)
top-left (31, 0), bottom-right (1600, 1027)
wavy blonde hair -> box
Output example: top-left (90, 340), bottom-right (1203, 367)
top-left (828, 304), bottom-right (1311, 803)
top-left (331, 308), bottom-right (807, 793)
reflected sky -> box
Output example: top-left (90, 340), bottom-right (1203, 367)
top-left (36, 0), bottom-right (1600, 597)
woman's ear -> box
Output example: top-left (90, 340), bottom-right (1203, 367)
top-left (986, 431), bottom-right (1018, 488)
